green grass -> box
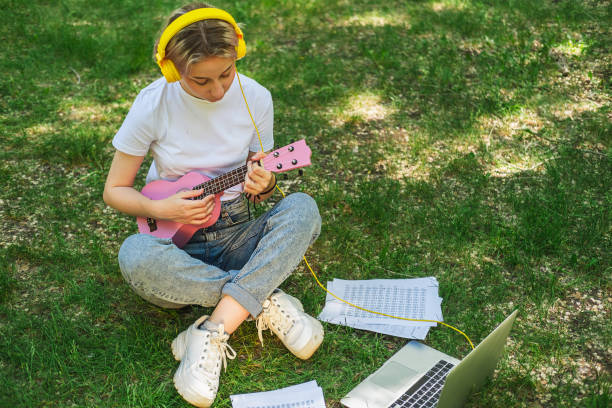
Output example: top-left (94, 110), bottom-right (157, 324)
top-left (1, 0), bottom-right (610, 406)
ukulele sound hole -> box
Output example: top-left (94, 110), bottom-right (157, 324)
top-left (146, 218), bottom-right (158, 232)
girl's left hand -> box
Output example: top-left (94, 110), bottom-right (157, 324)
top-left (245, 152), bottom-right (274, 196)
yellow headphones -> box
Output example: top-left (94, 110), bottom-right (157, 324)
top-left (155, 8), bottom-right (247, 83)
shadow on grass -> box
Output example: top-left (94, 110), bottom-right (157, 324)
top-left (2, 0), bottom-right (609, 165)
top-left (0, 0), bottom-right (609, 407)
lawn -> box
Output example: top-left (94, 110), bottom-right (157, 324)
top-left (0, 0), bottom-right (610, 407)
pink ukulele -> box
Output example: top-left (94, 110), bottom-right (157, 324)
top-left (136, 139), bottom-right (312, 248)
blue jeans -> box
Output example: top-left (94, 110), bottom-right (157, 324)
top-left (117, 193), bottom-right (321, 318)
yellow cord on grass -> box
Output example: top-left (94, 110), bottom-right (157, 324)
top-left (237, 72), bottom-right (474, 349)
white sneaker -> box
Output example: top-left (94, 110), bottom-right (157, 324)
top-left (256, 290), bottom-right (324, 360)
top-left (172, 316), bottom-right (236, 408)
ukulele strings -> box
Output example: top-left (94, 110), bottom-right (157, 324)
top-left (190, 151), bottom-right (292, 199)
top-left (236, 73), bottom-right (475, 349)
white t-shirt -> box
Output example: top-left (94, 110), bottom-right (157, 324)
top-left (112, 73), bottom-right (274, 200)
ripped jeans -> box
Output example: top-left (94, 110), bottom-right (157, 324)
top-left (117, 193), bottom-right (321, 318)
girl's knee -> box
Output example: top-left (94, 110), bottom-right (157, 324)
top-left (285, 192), bottom-right (321, 224)
top-left (281, 193), bottom-right (321, 240)
top-left (118, 234), bottom-right (163, 281)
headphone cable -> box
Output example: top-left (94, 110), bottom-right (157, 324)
top-left (236, 72), bottom-right (474, 349)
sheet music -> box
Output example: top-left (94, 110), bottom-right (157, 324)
top-left (230, 380), bottom-right (326, 408)
top-left (318, 278), bottom-right (443, 339)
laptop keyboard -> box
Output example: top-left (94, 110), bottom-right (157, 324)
top-left (387, 359), bottom-right (455, 408)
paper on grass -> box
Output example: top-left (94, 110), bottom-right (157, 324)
top-left (230, 380), bottom-right (326, 408)
top-left (318, 277), bottom-right (443, 339)
top-left (321, 278), bottom-right (442, 324)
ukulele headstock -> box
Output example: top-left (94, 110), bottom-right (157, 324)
top-left (263, 139), bottom-right (312, 173)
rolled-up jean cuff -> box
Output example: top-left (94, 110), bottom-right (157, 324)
top-left (222, 282), bottom-right (263, 318)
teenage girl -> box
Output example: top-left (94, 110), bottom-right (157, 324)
top-left (103, 3), bottom-right (323, 407)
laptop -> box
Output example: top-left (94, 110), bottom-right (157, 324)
top-left (341, 310), bottom-right (518, 408)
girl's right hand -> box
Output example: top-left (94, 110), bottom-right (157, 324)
top-left (153, 189), bottom-right (217, 225)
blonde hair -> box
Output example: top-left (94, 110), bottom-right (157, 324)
top-left (155, 2), bottom-right (239, 75)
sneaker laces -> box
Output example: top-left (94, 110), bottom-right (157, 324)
top-left (204, 326), bottom-right (237, 375)
top-left (256, 298), bottom-right (297, 346)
